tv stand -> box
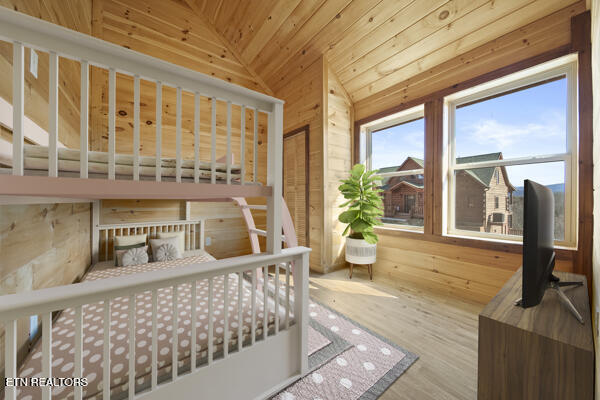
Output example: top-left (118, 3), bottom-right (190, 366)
top-left (478, 268), bottom-right (593, 400)
top-left (514, 274), bottom-right (584, 324)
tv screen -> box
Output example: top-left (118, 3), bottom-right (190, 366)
top-left (521, 179), bottom-right (555, 308)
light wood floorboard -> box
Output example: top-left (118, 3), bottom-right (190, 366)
top-left (309, 267), bottom-right (485, 400)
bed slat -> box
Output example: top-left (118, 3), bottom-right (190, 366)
top-left (133, 75), bottom-right (140, 181)
top-left (275, 264), bottom-right (280, 334)
top-left (80, 61), bottom-right (89, 179)
top-left (128, 294), bottom-right (136, 399)
top-left (151, 289), bottom-right (158, 389)
top-left (211, 97), bottom-right (217, 184)
top-left (172, 285), bottom-right (179, 379)
top-left (176, 87), bottom-right (182, 183)
top-left (74, 305), bottom-right (83, 400)
top-left (224, 275), bottom-right (229, 358)
top-left (263, 265), bottom-right (268, 340)
top-left (156, 82), bottom-right (162, 182)
top-left (285, 263), bottom-right (290, 330)
top-left (194, 92), bottom-right (200, 183)
top-left (42, 312), bottom-right (52, 400)
top-left (12, 42), bottom-right (24, 176)
top-left (208, 277), bottom-right (214, 364)
top-left (226, 100), bottom-right (232, 184)
top-left (240, 105), bottom-right (246, 185)
top-left (253, 108), bottom-right (258, 183)
top-left (237, 271), bottom-right (243, 352)
top-left (108, 68), bottom-right (116, 180)
top-left (48, 52), bottom-right (58, 178)
top-left (4, 319), bottom-right (17, 400)
top-left (103, 300), bottom-right (111, 399)
top-left (191, 280), bottom-right (197, 372)
top-left (251, 269), bottom-right (256, 345)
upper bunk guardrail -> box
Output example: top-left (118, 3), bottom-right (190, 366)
top-left (0, 6), bottom-right (283, 188)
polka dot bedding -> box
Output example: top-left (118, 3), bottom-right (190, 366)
top-left (14, 253), bottom-right (287, 400)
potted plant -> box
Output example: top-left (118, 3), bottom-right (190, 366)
top-left (338, 163), bottom-right (384, 266)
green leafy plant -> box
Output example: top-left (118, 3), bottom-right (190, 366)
top-left (338, 164), bottom-right (384, 244)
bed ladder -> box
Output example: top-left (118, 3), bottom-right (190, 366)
top-left (232, 196), bottom-right (298, 253)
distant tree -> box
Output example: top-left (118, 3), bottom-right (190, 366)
top-left (511, 191), bottom-right (564, 240)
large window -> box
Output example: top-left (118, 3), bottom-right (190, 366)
top-left (445, 55), bottom-right (578, 247)
top-left (361, 105), bottom-right (425, 230)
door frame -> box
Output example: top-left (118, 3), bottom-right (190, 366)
top-left (282, 124), bottom-right (310, 247)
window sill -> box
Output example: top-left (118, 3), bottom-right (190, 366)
top-left (445, 230), bottom-right (577, 251)
top-left (377, 224), bottom-right (424, 234)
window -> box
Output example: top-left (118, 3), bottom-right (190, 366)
top-left (360, 105), bottom-right (425, 230)
top-left (445, 55), bottom-right (578, 246)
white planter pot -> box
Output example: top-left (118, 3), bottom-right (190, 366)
top-left (345, 237), bottom-right (377, 264)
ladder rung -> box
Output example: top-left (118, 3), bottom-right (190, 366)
top-left (241, 204), bottom-right (267, 211)
top-left (249, 228), bottom-right (285, 241)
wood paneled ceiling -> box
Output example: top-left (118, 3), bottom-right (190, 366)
top-left (182, 0), bottom-right (584, 102)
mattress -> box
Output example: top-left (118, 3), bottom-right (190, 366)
top-left (7, 145), bottom-right (243, 182)
top-left (14, 252), bottom-right (286, 400)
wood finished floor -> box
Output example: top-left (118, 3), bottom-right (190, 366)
top-left (309, 268), bottom-right (485, 400)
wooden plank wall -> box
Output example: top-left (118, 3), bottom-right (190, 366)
top-left (324, 64), bottom-right (353, 272)
top-left (350, 5), bottom-right (585, 304)
top-left (275, 57), bottom-right (325, 272)
top-left (0, 203), bottom-right (91, 379)
top-left (0, 0), bottom-right (93, 148)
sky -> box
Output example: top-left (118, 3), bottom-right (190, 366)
top-left (371, 78), bottom-right (568, 188)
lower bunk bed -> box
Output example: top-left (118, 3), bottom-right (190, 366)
top-left (14, 251), bottom-right (289, 400)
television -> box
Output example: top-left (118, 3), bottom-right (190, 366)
top-left (518, 179), bottom-right (583, 323)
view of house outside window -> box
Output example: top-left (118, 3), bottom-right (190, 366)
top-left (452, 76), bottom-right (569, 241)
top-left (371, 117), bottom-right (425, 229)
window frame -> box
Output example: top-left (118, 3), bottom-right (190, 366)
top-left (444, 54), bottom-right (579, 248)
top-left (360, 104), bottom-right (425, 232)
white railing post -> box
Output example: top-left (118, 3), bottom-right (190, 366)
top-left (80, 60), bottom-right (89, 179)
top-left (211, 97), bottom-right (217, 184)
top-left (4, 319), bottom-right (17, 400)
top-left (176, 87), bottom-right (182, 183)
top-left (266, 103), bottom-right (283, 254)
top-left (156, 82), bottom-right (162, 182)
top-left (240, 105), bottom-right (245, 185)
top-left (133, 75), bottom-right (140, 181)
top-left (42, 312), bottom-right (52, 400)
top-left (194, 92), bottom-right (200, 183)
top-left (12, 42), bottom-right (24, 176)
top-left (48, 51), bottom-right (59, 178)
top-left (226, 101), bottom-right (232, 184)
top-left (108, 68), bottom-right (116, 180)
top-left (253, 109), bottom-right (258, 183)
top-left (293, 251), bottom-right (309, 375)
top-left (74, 305), bottom-right (83, 400)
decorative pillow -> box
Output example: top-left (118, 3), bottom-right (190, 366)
top-left (149, 236), bottom-right (181, 261)
top-left (157, 231), bottom-right (185, 255)
top-left (114, 234), bottom-right (147, 247)
top-left (121, 246), bottom-right (149, 267)
top-left (114, 242), bottom-right (146, 266)
top-left (155, 243), bottom-right (180, 262)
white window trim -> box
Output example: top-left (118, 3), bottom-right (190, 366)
top-left (360, 104), bottom-right (425, 231)
top-left (443, 53), bottom-right (579, 248)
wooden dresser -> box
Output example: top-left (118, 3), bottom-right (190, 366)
top-left (478, 268), bottom-right (594, 400)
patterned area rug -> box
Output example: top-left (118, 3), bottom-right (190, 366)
top-left (274, 301), bottom-right (418, 400)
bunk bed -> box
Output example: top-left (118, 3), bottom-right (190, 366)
top-left (0, 7), bottom-right (310, 400)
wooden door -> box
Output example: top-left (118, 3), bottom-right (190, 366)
top-left (283, 126), bottom-right (309, 247)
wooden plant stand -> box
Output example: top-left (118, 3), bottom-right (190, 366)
top-left (349, 263), bottom-right (373, 280)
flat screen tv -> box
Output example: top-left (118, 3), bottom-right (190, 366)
top-left (519, 179), bottom-right (583, 323)
top-left (521, 179), bottom-right (555, 308)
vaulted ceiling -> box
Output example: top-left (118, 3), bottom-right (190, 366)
top-left (181, 0), bottom-right (584, 103)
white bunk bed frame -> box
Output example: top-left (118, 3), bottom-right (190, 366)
top-left (0, 7), bottom-right (310, 400)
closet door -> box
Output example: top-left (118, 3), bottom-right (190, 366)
top-left (283, 126), bottom-right (309, 247)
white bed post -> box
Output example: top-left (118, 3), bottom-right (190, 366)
top-left (4, 320), bottom-right (17, 400)
top-left (294, 251), bottom-right (309, 375)
top-left (266, 103), bottom-right (283, 254)
top-left (48, 51), bottom-right (59, 178)
top-left (12, 42), bottom-right (24, 176)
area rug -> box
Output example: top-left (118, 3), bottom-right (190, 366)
top-left (274, 301), bottom-right (418, 400)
